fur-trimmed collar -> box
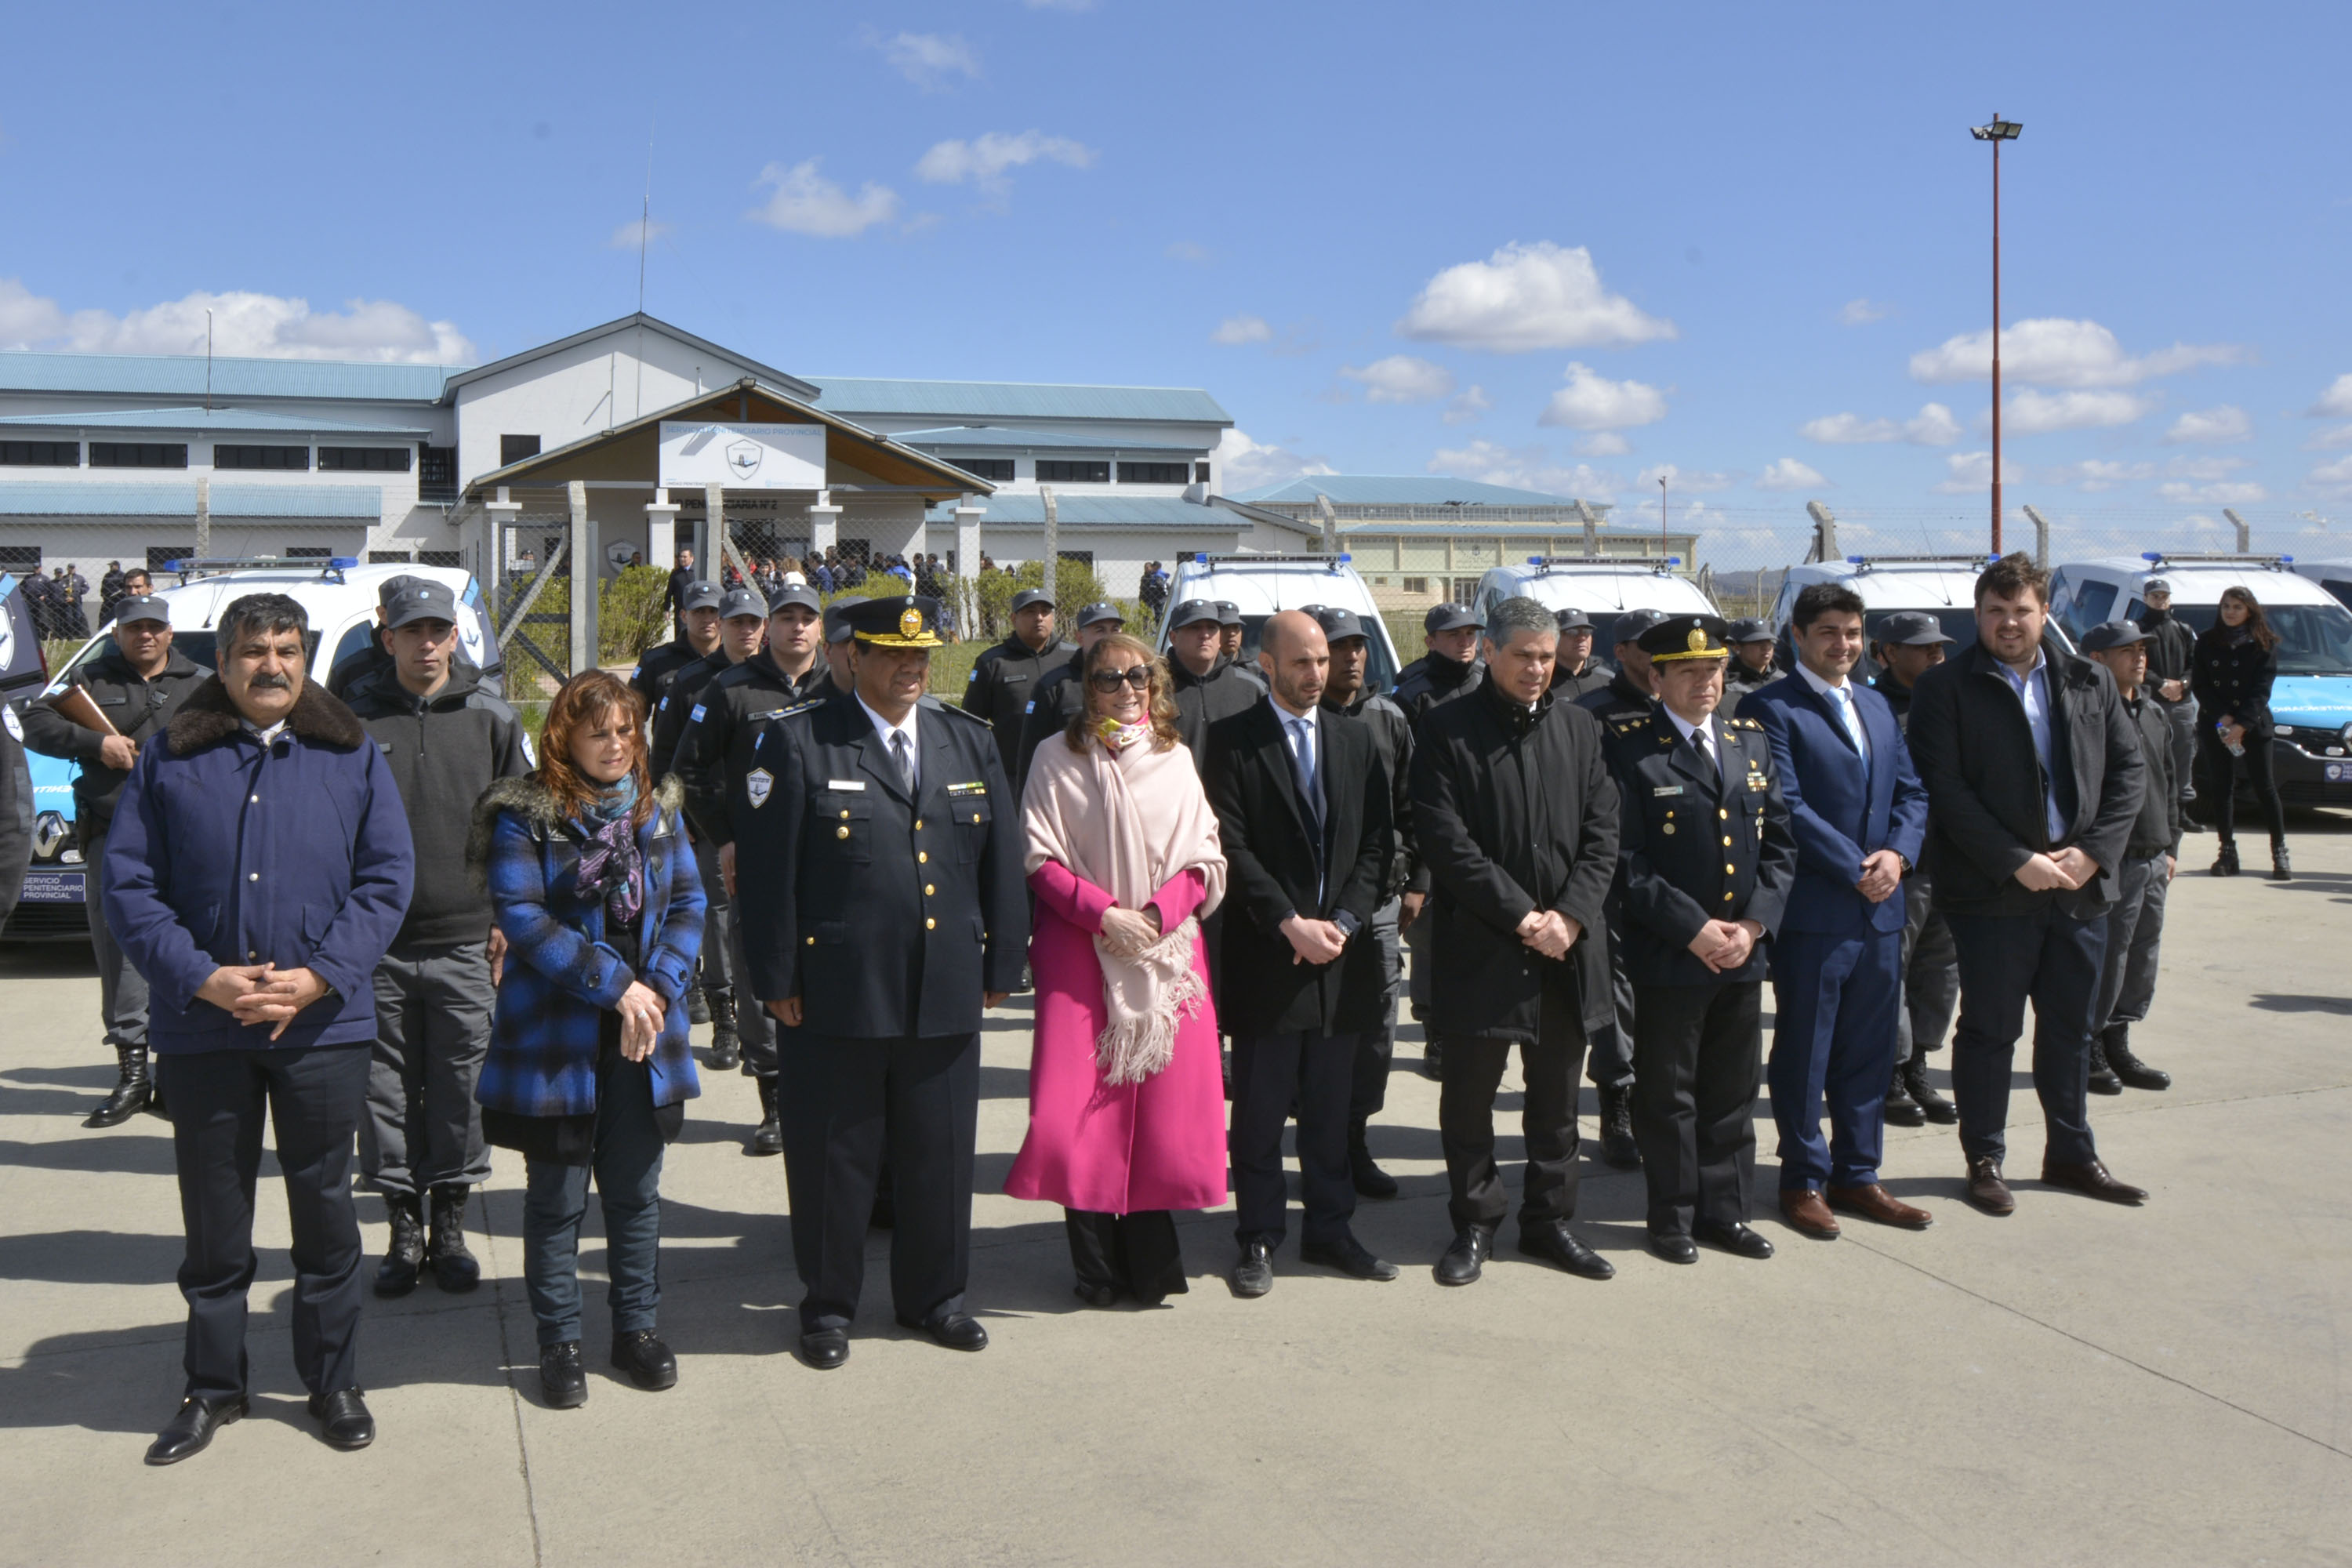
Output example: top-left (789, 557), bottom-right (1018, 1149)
top-left (165, 675), bottom-right (367, 756)
top-left (467, 772), bottom-right (685, 878)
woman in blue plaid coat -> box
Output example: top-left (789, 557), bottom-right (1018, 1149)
top-left (469, 670), bottom-right (705, 1410)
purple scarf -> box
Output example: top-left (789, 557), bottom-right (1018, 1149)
top-left (572, 782), bottom-right (644, 926)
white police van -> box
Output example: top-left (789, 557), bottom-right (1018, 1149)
top-left (2049, 552), bottom-right (2352, 808)
top-left (1158, 552), bottom-right (1403, 690)
top-left (1769, 554), bottom-right (2004, 655)
top-left (1471, 557), bottom-right (1717, 652)
top-left (2288, 558), bottom-right (2352, 612)
top-left (6, 557), bottom-right (503, 941)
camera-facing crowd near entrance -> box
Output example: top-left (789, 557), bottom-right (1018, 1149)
top-left (14, 545), bottom-right (2267, 1467)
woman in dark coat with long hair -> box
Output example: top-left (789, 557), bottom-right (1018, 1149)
top-left (2190, 584), bottom-right (2289, 880)
top-left (470, 670), bottom-right (706, 1408)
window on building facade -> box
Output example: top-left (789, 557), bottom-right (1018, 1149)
top-left (214, 445), bottom-right (310, 470)
top-left (368, 550), bottom-right (416, 563)
top-left (90, 442), bottom-right (188, 468)
top-left (1194, 461), bottom-right (1211, 485)
top-left (1117, 462), bottom-right (1190, 485)
top-left (419, 550), bottom-right (461, 568)
top-left (949, 457), bottom-right (1015, 482)
top-left (286, 546), bottom-right (334, 558)
top-left (1401, 578), bottom-right (1428, 594)
top-left (419, 446), bottom-right (457, 501)
top-left (319, 446), bottom-right (412, 472)
top-left (0, 441), bottom-right (78, 466)
top-left (500, 434), bottom-right (542, 466)
top-left (1036, 460), bottom-right (1109, 483)
top-left (0, 546), bottom-right (42, 572)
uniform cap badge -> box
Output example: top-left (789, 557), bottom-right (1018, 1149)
top-left (899, 607), bottom-right (924, 640)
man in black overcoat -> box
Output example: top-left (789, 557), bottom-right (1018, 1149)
top-left (1205, 610), bottom-right (1396, 1298)
top-left (735, 596), bottom-right (1029, 1370)
top-left (1411, 596), bottom-right (1621, 1287)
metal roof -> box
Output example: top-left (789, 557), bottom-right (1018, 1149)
top-left (927, 494), bottom-right (1247, 532)
top-left (0, 405), bottom-right (429, 435)
top-left (442, 314), bottom-right (817, 401)
top-left (0, 479), bottom-right (381, 517)
top-left (0, 350), bottom-right (455, 404)
top-left (889, 425), bottom-right (1200, 454)
top-left (812, 379), bottom-right (1232, 426)
top-left (1229, 474), bottom-right (1588, 507)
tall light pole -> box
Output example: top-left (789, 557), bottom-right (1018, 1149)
top-left (1971, 114), bottom-right (2022, 554)
top-left (1658, 473), bottom-right (1669, 563)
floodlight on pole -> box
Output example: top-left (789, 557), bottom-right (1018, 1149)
top-left (1970, 114), bottom-right (2022, 554)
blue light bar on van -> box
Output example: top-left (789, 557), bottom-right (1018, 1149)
top-left (2142, 552), bottom-right (2162, 561)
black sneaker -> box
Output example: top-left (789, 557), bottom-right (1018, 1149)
top-left (540, 1341), bottom-right (586, 1408)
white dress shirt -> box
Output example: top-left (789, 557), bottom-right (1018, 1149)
top-left (1664, 706), bottom-right (1721, 776)
top-left (1795, 660), bottom-right (1871, 763)
top-left (856, 694), bottom-right (920, 790)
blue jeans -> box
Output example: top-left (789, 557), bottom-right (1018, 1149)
top-left (522, 1051), bottom-right (666, 1348)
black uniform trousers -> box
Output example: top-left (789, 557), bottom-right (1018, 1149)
top-left (1944, 904), bottom-right (2106, 1168)
top-left (1630, 982), bottom-right (1762, 1236)
top-left (1437, 985), bottom-right (1586, 1232)
top-left (1229, 1029), bottom-right (1358, 1249)
top-left (780, 1031), bottom-right (977, 1333)
top-left (1585, 927), bottom-right (1638, 1091)
top-left (695, 844), bottom-right (776, 1076)
top-left (157, 1043), bottom-right (371, 1402)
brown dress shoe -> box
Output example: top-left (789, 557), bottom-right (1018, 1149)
top-left (1965, 1157), bottom-right (2015, 1215)
top-left (1826, 1182), bottom-right (1933, 1229)
top-left (2041, 1159), bottom-right (2147, 1205)
top-left (1778, 1189), bottom-right (1840, 1239)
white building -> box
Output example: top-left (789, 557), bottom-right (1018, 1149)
top-left (0, 314), bottom-right (1308, 597)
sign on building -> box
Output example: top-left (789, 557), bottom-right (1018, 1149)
top-left (657, 421), bottom-right (827, 492)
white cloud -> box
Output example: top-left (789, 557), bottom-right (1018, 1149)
top-left (1538, 361), bottom-right (1668, 431)
top-left (1430, 439), bottom-right (1621, 500)
top-left (1210, 314), bottom-right (1272, 346)
top-left (914, 131), bottom-right (1095, 192)
top-left (1443, 384), bottom-right (1491, 426)
top-left (1798, 402), bottom-right (1962, 446)
top-left (1341, 354), bottom-right (1455, 405)
top-left (1638, 463), bottom-right (1736, 494)
top-left (1934, 451), bottom-right (2024, 494)
top-left (2305, 423), bottom-right (2352, 451)
top-left (1213, 428), bottom-right (1333, 493)
top-left (2162, 405), bottom-right (2251, 445)
top-left (1909, 318), bottom-right (2246, 388)
top-left (746, 159), bottom-right (899, 238)
top-left (2165, 455), bottom-right (2247, 482)
top-left (2310, 374), bottom-right (2352, 418)
top-left (2159, 479), bottom-right (2268, 504)
top-left (1572, 431), bottom-right (1628, 456)
top-left (0, 278), bottom-right (474, 362)
top-left (608, 217), bottom-right (671, 251)
top-left (877, 31), bottom-right (980, 88)
top-left (2048, 459), bottom-right (2153, 492)
top-left (2308, 456), bottom-right (2352, 497)
top-left (1755, 458), bottom-right (1827, 492)
top-left (2002, 388), bottom-right (2154, 435)
top-left (1396, 241), bottom-right (1675, 353)
top-left (1839, 298), bottom-right (1891, 325)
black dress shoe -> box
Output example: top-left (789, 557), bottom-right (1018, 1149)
top-left (1229, 1238), bottom-right (1276, 1298)
top-left (1073, 1282), bottom-right (1118, 1308)
top-left (1517, 1220), bottom-right (1616, 1279)
top-left (1420, 1038), bottom-right (1446, 1081)
top-left (798, 1328), bottom-right (850, 1370)
top-left (540, 1341), bottom-right (587, 1408)
top-left (307, 1388), bottom-right (375, 1450)
top-left (2041, 1159), bottom-right (2148, 1205)
top-left (144, 1394), bottom-right (245, 1465)
top-left (1433, 1224), bottom-right (1496, 1287)
top-left (1348, 1123), bottom-right (1399, 1199)
top-left (1693, 1221), bottom-right (1775, 1260)
top-left (611, 1329), bottom-right (678, 1390)
top-left (1300, 1236), bottom-right (1400, 1281)
top-left (1882, 1065), bottom-right (1926, 1127)
top-left (1649, 1231), bottom-right (1699, 1265)
top-left (902, 1312), bottom-right (989, 1352)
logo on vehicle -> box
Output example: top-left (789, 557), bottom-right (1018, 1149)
top-left (725, 440), bottom-right (764, 479)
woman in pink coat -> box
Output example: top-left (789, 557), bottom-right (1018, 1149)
top-left (1006, 632), bottom-right (1228, 1306)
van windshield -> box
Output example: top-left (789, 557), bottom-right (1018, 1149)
top-left (2172, 603), bottom-right (2352, 676)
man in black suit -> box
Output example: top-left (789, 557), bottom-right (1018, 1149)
top-left (1904, 554), bottom-right (2149, 1215)
top-left (735, 596), bottom-right (1029, 1369)
top-left (1412, 596), bottom-right (1621, 1287)
top-left (1205, 610), bottom-right (1396, 1298)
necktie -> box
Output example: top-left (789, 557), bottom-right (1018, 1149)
top-left (1288, 717), bottom-right (1322, 826)
top-left (1830, 685), bottom-right (1869, 760)
top-left (1694, 721), bottom-right (1721, 779)
top-left (891, 728), bottom-right (916, 796)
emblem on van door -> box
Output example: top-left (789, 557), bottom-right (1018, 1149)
top-left (726, 440), bottom-right (763, 479)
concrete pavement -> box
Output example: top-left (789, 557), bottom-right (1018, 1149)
top-left (2, 813), bottom-right (2349, 1566)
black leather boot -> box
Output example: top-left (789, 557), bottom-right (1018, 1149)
top-left (686, 987), bottom-right (712, 1025)
top-left (1904, 1054), bottom-right (1958, 1125)
top-left (2104, 1024), bottom-right (2171, 1091)
top-left (1883, 1061), bottom-right (1926, 1127)
top-left (85, 1044), bottom-right (151, 1128)
top-left (1596, 1086), bottom-right (1642, 1169)
top-left (427, 1185), bottom-right (481, 1291)
top-left (2270, 840), bottom-right (2292, 882)
top-left (707, 993), bottom-right (740, 1071)
top-left (2212, 840), bottom-right (2240, 877)
top-left (2086, 1036), bottom-right (2124, 1095)
top-left (1348, 1120), bottom-right (1398, 1198)
top-left (750, 1077), bottom-right (784, 1156)
top-left (374, 1192), bottom-right (426, 1298)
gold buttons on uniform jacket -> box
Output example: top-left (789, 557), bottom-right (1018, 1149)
top-left (925, 917), bottom-right (936, 930)
top-left (839, 809), bottom-right (850, 818)
top-left (914, 819), bottom-right (924, 831)
top-left (1663, 824), bottom-right (1675, 834)
top-left (1725, 863), bottom-right (1736, 875)
top-left (1723, 835), bottom-right (1733, 846)
top-left (1723, 891), bottom-right (1736, 902)
top-left (836, 826), bottom-right (851, 839)
top-left (918, 851), bottom-right (928, 863)
top-left (1719, 808), bottom-right (1729, 820)
top-left (972, 812), bottom-right (982, 822)
top-left (806, 936), bottom-right (815, 946)
top-left (924, 884), bottom-right (935, 896)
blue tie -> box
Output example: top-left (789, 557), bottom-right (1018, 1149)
top-left (1288, 717), bottom-right (1321, 826)
top-left (1830, 685), bottom-right (1868, 761)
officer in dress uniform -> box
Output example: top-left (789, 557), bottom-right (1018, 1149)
top-left (1601, 614), bottom-right (1796, 1265)
top-left (735, 595), bottom-right (1029, 1371)
top-left (961, 587), bottom-right (1073, 775)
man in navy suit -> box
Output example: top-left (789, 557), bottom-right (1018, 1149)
top-left (1744, 585), bottom-right (1932, 1239)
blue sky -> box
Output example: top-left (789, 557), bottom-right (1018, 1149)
top-left (3, 0), bottom-right (2347, 546)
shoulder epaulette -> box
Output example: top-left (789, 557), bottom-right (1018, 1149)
top-left (1728, 716), bottom-right (1762, 730)
top-left (923, 695), bottom-right (993, 729)
top-left (1609, 713), bottom-right (1648, 731)
top-left (773, 697), bottom-right (825, 721)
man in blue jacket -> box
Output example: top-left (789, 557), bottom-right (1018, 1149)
top-left (1744, 584), bottom-right (1932, 1240)
top-left (103, 592), bottom-right (414, 1465)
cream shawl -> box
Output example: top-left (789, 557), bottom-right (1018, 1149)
top-left (1023, 727), bottom-right (1227, 1084)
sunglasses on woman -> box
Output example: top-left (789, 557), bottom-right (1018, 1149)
top-left (1087, 666), bottom-right (1152, 692)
